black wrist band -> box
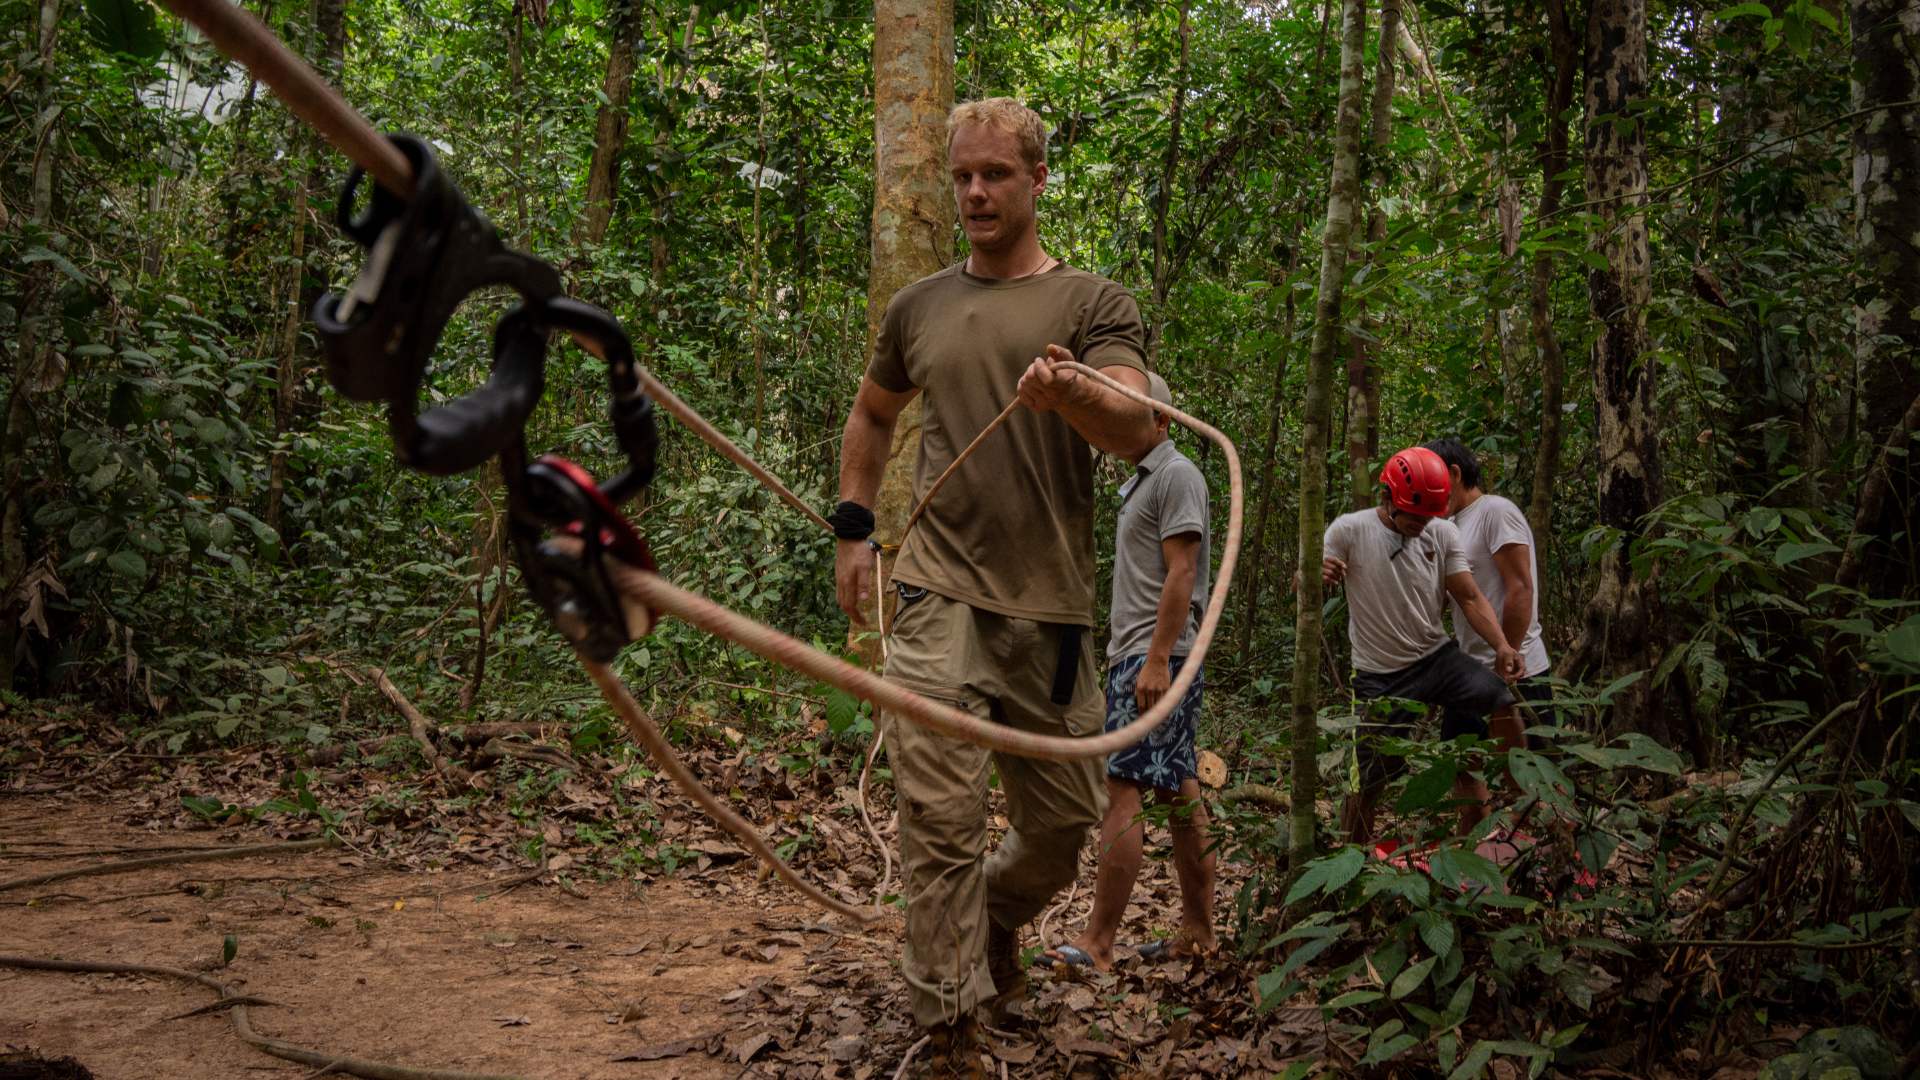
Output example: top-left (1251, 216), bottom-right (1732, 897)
top-left (827, 500), bottom-right (876, 541)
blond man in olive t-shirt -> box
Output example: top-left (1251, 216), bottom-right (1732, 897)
top-left (831, 98), bottom-right (1152, 1065)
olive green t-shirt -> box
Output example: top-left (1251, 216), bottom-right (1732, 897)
top-left (867, 263), bottom-right (1148, 624)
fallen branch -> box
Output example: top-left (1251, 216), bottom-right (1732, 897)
top-left (0, 837), bottom-right (337, 894)
top-left (369, 668), bottom-right (477, 788)
top-left (0, 954), bottom-right (523, 1080)
top-left (1647, 932), bottom-right (1901, 951)
top-left (1219, 783), bottom-right (1291, 810)
top-left (891, 1036), bottom-right (930, 1080)
top-left (473, 738), bottom-right (577, 772)
top-left (445, 722), bottom-right (553, 743)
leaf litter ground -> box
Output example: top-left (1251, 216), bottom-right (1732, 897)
top-left (1, 710), bottom-right (1336, 1078)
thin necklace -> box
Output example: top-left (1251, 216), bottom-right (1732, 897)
top-left (969, 250), bottom-right (1056, 279)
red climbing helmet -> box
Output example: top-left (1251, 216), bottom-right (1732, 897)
top-left (1380, 446), bottom-right (1451, 517)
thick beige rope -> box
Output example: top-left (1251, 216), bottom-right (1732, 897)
top-left (621, 360), bottom-right (1243, 763)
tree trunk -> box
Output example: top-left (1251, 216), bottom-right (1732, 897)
top-left (1524, 0), bottom-right (1578, 540)
top-left (264, 0), bottom-right (344, 542)
top-left (750, 4), bottom-right (770, 428)
top-left (1344, 0), bottom-right (1398, 509)
top-left (263, 148), bottom-right (309, 541)
top-left (578, 0), bottom-right (644, 249)
top-left (1235, 258), bottom-right (1299, 663)
top-left (510, 7), bottom-right (529, 245)
top-left (0, 0), bottom-right (64, 689)
top-left (1848, 0), bottom-right (1920, 603)
top-left (646, 6), bottom-right (701, 342)
top-left (1565, 0), bottom-right (1675, 746)
top-left (1836, 0), bottom-right (1920, 905)
top-left (855, 0), bottom-right (955, 665)
top-left (1290, 0), bottom-right (1368, 871)
top-left (1147, 0), bottom-right (1191, 354)
top-left (463, 1), bottom-right (538, 712)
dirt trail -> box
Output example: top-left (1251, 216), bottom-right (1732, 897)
top-left (0, 794), bottom-right (907, 1079)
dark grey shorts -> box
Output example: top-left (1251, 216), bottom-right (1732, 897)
top-left (1352, 641), bottom-right (1512, 786)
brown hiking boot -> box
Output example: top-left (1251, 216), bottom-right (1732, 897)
top-left (916, 1015), bottom-right (988, 1079)
top-left (982, 920), bottom-right (1027, 1025)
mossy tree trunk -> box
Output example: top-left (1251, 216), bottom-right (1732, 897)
top-left (1290, 0), bottom-right (1369, 870)
top-left (1564, 0), bottom-right (1684, 751)
top-left (1344, 0), bottom-right (1398, 510)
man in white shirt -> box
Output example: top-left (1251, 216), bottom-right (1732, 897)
top-left (1322, 447), bottom-right (1524, 843)
top-left (1423, 439), bottom-right (1553, 740)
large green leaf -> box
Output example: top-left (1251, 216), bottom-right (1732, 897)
top-left (1885, 615), bottom-right (1920, 665)
top-left (1284, 846), bottom-right (1367, 905)
top-left (1396, 759), bottom-right (1459, 812)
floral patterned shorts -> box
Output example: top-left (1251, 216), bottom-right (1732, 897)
top-left (1103, 654), bottom-right (1205, 793)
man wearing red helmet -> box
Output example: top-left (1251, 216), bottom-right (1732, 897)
top-left (1322, 445), bottom-right (1525, 843)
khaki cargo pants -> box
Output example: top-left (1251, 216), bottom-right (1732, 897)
top-left (881, 585), bottom-right (1105, 1028)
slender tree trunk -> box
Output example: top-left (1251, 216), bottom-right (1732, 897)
top-left (1835, 0), bottom-right (1920, 905)
top-left (1148, 0), bottom-right (1191, 355)
top-left (0, 0), bottom-right (65, 689)
top-left (463, 2), bottom-right (538, 712)
top-left (856, 0), bottom-right (955, 665)
top-left (750, 3), bottom-right (770, 429)
top-left (264, 151), bottom-right (309, 541)
top-left (1848, 0), bottom-right (1920, 603)
top-left (510, 7), bottom-right (528, 245)
top-left (578, 0), bottom-right (643, 249)
top-left (1525, 0), bottom-right (1578, 539)
top-left (1345, 0), bottom-right (1398, 509)
top-left (264, 0), bottom-right (344, 542)
top-left (1235, 257), bottom-right (1299, 662)
top-left (646, 6), bottom-right (701, 341)
top-left (1290, 0), bottom-right (1368, 871)
top-left (1565, 0), bottom-right (1673, 745)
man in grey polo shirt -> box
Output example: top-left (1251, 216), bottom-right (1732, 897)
top-left (1047, 372), bottom-right (1214, 970)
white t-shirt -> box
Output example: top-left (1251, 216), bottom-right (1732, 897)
top-left (1324, 509), bottom-right (1470, 674)
top-left (1447, 493), bottom-right (1551, 677)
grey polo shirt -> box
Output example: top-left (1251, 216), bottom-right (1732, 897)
top-left (1105, 438), bottom-right (1211, 665)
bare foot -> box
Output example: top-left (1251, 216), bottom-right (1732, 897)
top-left (1043, 939), bottom-right (1114, 971)
top-left (1140, 932), bottom-right (1216, 962)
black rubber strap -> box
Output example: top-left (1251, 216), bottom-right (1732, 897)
top-left (1050, 625), bottom-right (1085, 706)
top-left (827, 500), bottom-right (875, 541)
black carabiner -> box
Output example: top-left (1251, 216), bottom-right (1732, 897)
top-left (508, 453), bottom-right (659, 663)
top-left (311, 134), bottom-right (562, 475)
top-left (312, 133), bottom-right (666, 663)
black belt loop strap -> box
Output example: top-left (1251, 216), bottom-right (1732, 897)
top-left (1050, 625), bottom-right (1085, 706)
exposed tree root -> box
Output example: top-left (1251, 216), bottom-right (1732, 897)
top-left (0, 954), bottom-right (523, 1080)
top-left (0, 837), bottom-right (337, 894)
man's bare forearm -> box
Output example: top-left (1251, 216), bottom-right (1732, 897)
top-left (1146, 561), bottom-right (1197, 663)
top-left (1501, 586), bottom-right (1533, 658)
top-left (1462, 594), bottom-right (1511, 652)
top-left (1061, 369), bottom-right (1152, 458)
top-left (838, 405), bottom-right (895, 507)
